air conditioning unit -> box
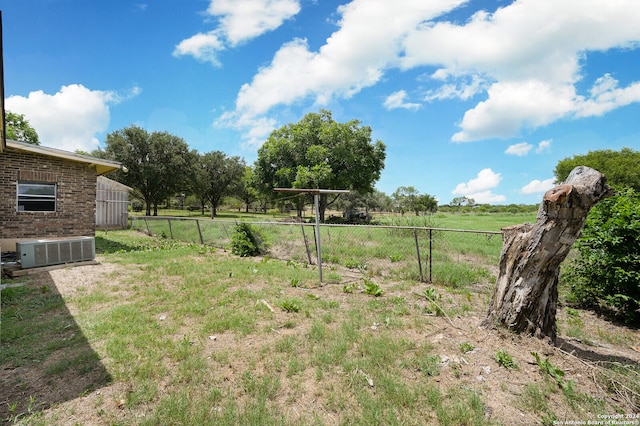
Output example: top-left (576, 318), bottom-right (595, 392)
top-left (16, 237), bottom-right (95, 269)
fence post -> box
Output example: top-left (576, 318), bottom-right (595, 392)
top-left (414, 227), bottom-right (424, 283)
top-left (314, 194), bottom-right (323, 283)
top-left (429, 228), bottom-right (433, 283)
top-left (301, 224), bottom-right (313, 265)
top-left (196, 219), bottom-right (204, 244)
top-left (144, 217), bottom-right (151, 236)
top-left (168, 218), bottom-right (174, 239)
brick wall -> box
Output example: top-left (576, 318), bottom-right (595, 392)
top-left (0, 147), bottom-right (97, 239)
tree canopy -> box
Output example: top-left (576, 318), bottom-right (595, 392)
top-left (392, 186), bottom-right (437, 215)
top-left (195, 151), bottom-right (246, 218)
top-left (554, 148), bottom-right (640, 191)
top-left (563, 187), bottom-right (640, 325)
top-left (5, 111), bottom-right (40, 145)
top-left (104, 125), bottom-right (196, 216)
top-left (254, 110), bottom-right (386, 221)
top-left (556, 148), bottom-right (640, 325)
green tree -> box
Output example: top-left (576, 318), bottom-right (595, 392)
top-left (197, 151), bottom-right (246, 218)
top-left (336, 189), bottom-right (391, 216)
top-left (5, 111), bottom-right (39, 145)
top-left (392, 186), bottom-right (419, 215)
top-left (450, 196), bottom-right (475, 213)
top-left (556, 149), bottom-right (640, 325)
top-left (416, 193), bottom-right (438, 215)
top-left (563, 188), bottom-right (640, 325)
top-left (238, 166), bottom-right (259, 213)
top-left (393, 186), bottom-right (437, 215)
top-left (104, 125), bottom-right (196, 216)
top-left (255, 110), bottom-right (386, 222)
top-left (554, 148), bottom-right (640, 191)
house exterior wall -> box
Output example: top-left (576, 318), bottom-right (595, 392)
top-left (0, 147), bottom-right (97, 241)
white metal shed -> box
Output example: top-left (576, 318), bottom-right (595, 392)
top-left (96, 176), bottom-right (131, 229)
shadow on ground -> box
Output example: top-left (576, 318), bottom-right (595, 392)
top-left (0, 272), bottom-right (111, 422)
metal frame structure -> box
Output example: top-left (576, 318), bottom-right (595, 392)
top-left (273, 188), bottom-right (349, 282)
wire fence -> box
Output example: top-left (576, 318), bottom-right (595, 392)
top-left (130, 216), bottom-right (503, 286)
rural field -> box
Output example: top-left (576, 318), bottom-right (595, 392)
top-left (1, 213), bottom-right (639, 425)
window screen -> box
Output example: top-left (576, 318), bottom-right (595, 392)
top-left (17, 182), bottom-right (56, 212)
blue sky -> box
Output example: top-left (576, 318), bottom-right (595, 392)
top-left (3, 0), bottom-right (640, 205)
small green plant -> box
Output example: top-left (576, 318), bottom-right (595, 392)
top-left (344, 259), bottom-right (368, 271)
top-left (343, 283), bottom-right (357, 294)
top-left (363, 279), bottom-right (384, 297)
top-left (494, 349), bottom-right (517, 369)
top-left (231, 223), bottom-right (267, 257)
top-left (290, 277), bottom-right (301, 288)
top-left (458, 342), bottom-right (475, 354)
top-left (423, 287), bottom-right (441, 301)
top-left (422, 286), bottom-right (445, 316)
top-left (281, 299), bottom-right (301, 313)
top-left (531, 352), bottom-right (574, 391)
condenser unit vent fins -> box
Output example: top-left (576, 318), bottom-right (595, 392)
top-left (16, 237), bottom-right (95, 269)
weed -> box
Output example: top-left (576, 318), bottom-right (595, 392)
top-left (423, 286), bottom-right (441, 301)
top-left (342, 283), bottom-right (357, 294)
top-left (494, 349), bottom-right (518, 369)
top-left (363, 279), bottom-right (384, 297)
top-left (280, 299), bottom-right (301, 313)
top-left (531, 352), bottom-right (565, 386)
top-left (290, 278), bottom-right (301, 287)
top-left (458, 342), bottom-right (475, 354)
top-left (422, 286), bottom-right (445, 316)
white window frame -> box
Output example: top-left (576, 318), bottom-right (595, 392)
top-left (17, 182), bottom-right (57, 212)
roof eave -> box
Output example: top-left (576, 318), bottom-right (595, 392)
top-left (6, 140), bottom-right (121, 176)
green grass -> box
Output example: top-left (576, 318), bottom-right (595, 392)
top-left (2, 221), bottom-right (634, 425)
top-left (129, 211), bottom-right (516, 289)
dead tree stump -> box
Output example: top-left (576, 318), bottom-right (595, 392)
top-left (483, 166), bottom-right (611, 343)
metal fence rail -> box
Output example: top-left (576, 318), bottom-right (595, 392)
top-left (130, 216), bottom-right (502, 285)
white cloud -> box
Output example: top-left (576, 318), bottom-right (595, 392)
top-left (173, 32), bottom-right (225, 66)
top-left (505, 142), bottom-right (533, 156)
top-left (208, 0), bottom-right (301, 46)
top-left (212, 0), bottom-right (640, 146)
top-left (403, 0), bottom-right (640, 141)
top-left (452, 168), bottom-right (505, 203)
top-left (6, 84), bottom-right (139, 152)
top-left (452, 80), bottom-right (575, 142)
top-left (217, 0), bottom-right (640, 145)
top-left (424, 74), bottom-right (486, 101)
top-left (222, 0), bottom-right (466, 140)
top-left (174, 0), bottom-right (300, 65)
top-left (575, 74), bottom-right (640, 117)
top-left (536, 139), bottom-right (551, 153)
top-left (521, 178), bottom-right (556, 194)
top-left (383, 90), bottom-right (421, 110)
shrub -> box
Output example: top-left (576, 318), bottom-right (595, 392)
top-left (131, 199), bottom-right (144, 212)
top-left (231, 223), bottom-right (268, 257)
top-left (563, 187), bottom-right (640, 325)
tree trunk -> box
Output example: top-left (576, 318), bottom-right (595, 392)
top-left (483, 166), bottom-right (611, 342)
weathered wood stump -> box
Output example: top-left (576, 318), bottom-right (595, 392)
top-left (483, 166), bottom-right (611, 343)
